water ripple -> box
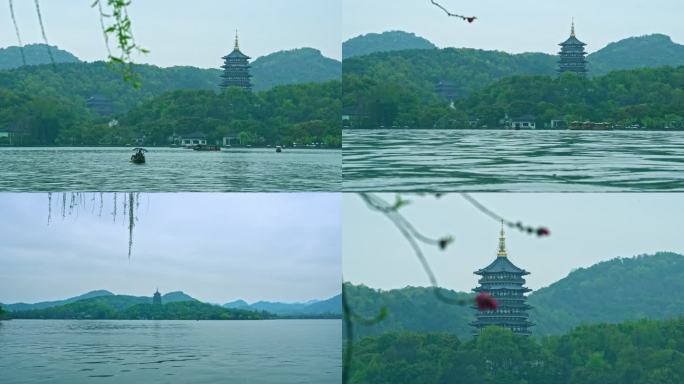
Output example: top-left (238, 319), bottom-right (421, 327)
top-left (0, 147), bottom-right (341, 192)
top-left (343, 129), bottom-right (684, 191)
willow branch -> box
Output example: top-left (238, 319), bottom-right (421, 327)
top-left (33, 0), bottom-right (55, 67)
top-left (8, 0), bottom-right (26, 66)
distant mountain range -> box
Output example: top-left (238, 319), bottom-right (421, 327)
top-left (2, 290), bottom-right (341, 317)
top-left (0, 43), bottom-right (340, 93)
top-left (2, 290), bottom-right (196, 312)
top-left (223, 294), bottom-right (341, 315)
top-left (345, 252), bottom-right (684, 340)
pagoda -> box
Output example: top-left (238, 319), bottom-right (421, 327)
top-left (471, 221), bottom-right (534, 335)
top-left (558, 19), bottom-right (588, 76)
top-left (220, 30), bottom-right (252, 91)
top-left (153, 289), bottom-right (162, 305)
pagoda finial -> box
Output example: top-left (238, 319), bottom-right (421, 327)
top-left (571, 18), bottom-right (575, 37)
top-left (497, 220), bottom-right (507, 257)
top-left (234, 29), bottom-right (240, 51)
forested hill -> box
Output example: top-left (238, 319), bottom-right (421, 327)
top-left (343, 32), bottom-right (684, 105)
top-left (0, 46), bottom-right (340, 108)
top-left (588, 33), bottom-right (684, 75)
top-left (530, 252), bottom-right (684, 335)
top-left (3, 290), bottom-right (114, 312)
top-left (348, 317), bottom-right (684, 384)
top-left (345, 252), bottom-right (684, 340)
top-left (0, 44), bottom-right (80, 69)
top-left (251, 48), bottom-right (341, 91)
top-left (343, 31), bottom-right (437, 59)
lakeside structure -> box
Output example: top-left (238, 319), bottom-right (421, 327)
top-left (558, 20), bottom-right (588, 76)
top-left (220, 31), bottom-right (253, 91)
top-left (153, 289), bottom-right (162, 305)
top-left (471, 222), bottom-right (534, 335)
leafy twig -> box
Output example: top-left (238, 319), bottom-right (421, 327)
top-left (91, 0), bottom-right (149, 87)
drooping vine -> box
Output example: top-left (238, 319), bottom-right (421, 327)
top-left (46, 192), bottom-right (143, 260)
top-left (8, 0), bottom-right (26, 66)
top-left (33, 0), bottom-right (55, 67)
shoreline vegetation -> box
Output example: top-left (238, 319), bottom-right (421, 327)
top-left (2, 293), bottom-right (342, 321)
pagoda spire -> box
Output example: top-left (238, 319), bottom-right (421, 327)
top-left (570, 18), bottom-right (575, 37)
top-left (234, 29), bottom-right (240, 51)
top-left (497, 220), bottom-right (507, 257)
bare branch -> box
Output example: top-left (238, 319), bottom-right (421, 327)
top-left (430, 0), bottom-right (477, 23)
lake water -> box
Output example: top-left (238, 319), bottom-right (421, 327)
top-left (343, 129), bottom-right (684, 191)
top-left (0, 319), bottom-right (341, 384)
top-left (0, 147), bottom-right (341, 192)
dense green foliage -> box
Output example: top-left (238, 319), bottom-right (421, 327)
top-left (251, 48), bottom-right (341, 91)
top-left (589, 34), bottom-right (684, 76)
top-left (343, 31), bottom-right (437, 59)
top-left (108, 81), bottom-right (341, 147)
top-left (343, 33), bottom-right (684, 129)
top-left (0, 62), bottom-right (219, 114)
top-left (345, 66), bottom-right (684, 129)
top-left (9, 295), bottom-right (273, 320)
top-left (530, 252), bottom-right (684, 335)
top-left (0, 304), bottom-right (6, 320)
top-left (345, 284), bottom-right (474, 340)
top-left (348, 317), bottom-right (684, 384)
top-left (343, 47), bottom-right (556, 106)
top-left (0, 44), bottom-right (80, 69)
top-left (0, 77), bottom-right (340, 146)
top-left (345, 253), bottom-right (684, 340)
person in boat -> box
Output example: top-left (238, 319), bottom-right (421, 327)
top-left (131, 148), bottom-right (147, 163)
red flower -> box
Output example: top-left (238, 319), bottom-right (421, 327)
top-left (475, 292), bottom-right (497, 311)
top-left (536, 227), bottom-right (550, 237)
top-left (466, 17), bottom-right (476, 23)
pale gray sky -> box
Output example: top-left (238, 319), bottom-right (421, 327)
top-left (343, 0), bottom-right (684, 54)
top-left (0, 0), bottom-right (342, 67)
top-left (343, 193), bottom-right (684, 292)
top-left (0, 193), bottom-right (341, 305)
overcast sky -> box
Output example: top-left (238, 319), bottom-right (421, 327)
top-left (343, 0), bottom-right (684, 54)
top-left (0, 0), bottom-right (341, 67)
top-left (0, 193), bottom-right (341, 305)
top-left (344, 193), bottom-right (684, 292)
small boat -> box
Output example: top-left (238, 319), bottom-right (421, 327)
top-left (130, 148), bottom-right (147, 164)
top-left (193, 144), bottom-right (221, 151)
top-left (275, 146), bottom-right (283, 153)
